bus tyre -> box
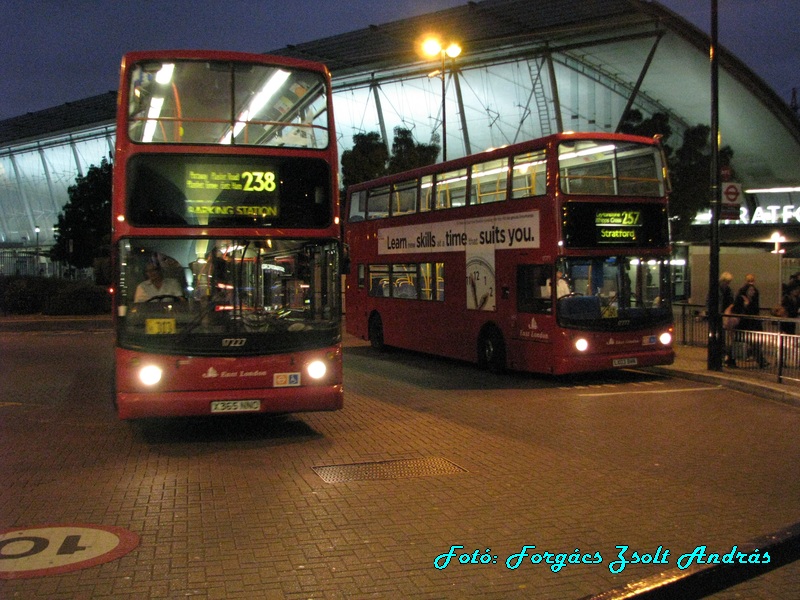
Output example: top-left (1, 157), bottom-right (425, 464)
top-left (478, 326), bottom-right (506, 373)
top-left (368, 313), bottom-right (385, 351)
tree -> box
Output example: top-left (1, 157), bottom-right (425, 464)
top-left (340, 132), bottom-right (389, 189)
top-left (340, 127), bottom-right (441, 189)
top-left (618, 110), bottom-right (734, 239)
top-left (387, 127), bottom-right (440, 175)
top-left (669, 124), bottom-right (712, 237)
top-left (669, 125), bottom-right (734, 239)
top-left (51, 157), bottom-right (112, 270)
top-left (618, 109), bottom-right (673, 157)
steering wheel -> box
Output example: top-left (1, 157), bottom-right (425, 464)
top-left (146, 294), bottom-right (183, 303)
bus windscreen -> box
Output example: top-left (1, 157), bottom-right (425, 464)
top-left (117, 237), bottom-right (340, 356)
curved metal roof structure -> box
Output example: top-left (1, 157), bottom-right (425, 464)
top-left (1, 0), bottom-right (799, 251)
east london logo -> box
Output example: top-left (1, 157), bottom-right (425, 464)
top-left (201, 367), bottom-right (267, 379)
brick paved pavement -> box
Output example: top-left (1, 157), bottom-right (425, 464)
top-left (1, 322), bottom-right (799, 598)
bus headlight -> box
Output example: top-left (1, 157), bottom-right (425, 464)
top-left (307, 360), bottom-right (327, 380)
top-left (139, 365), bottom-right (163, 386)
top-left (659, 332), bottom-right (672, 346)
top-left (574, 338), bottom-right (589, 352)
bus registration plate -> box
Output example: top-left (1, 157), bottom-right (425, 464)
top-left (145, 318), bottom-right (176, 335)
top-left (613, 357), bottom-right (638, 367)
top-left (210, 400), bottom-right (261, 413)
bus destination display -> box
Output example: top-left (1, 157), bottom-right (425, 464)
top-left (185, 165), bottom-right (279, 218)
top-left (561, 203), bottom-right (667, 248)
top-left (595, 210), bottom-right (641, 244)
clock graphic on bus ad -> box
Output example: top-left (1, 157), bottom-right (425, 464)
top-left (467, 255), bottom-right (495, 311)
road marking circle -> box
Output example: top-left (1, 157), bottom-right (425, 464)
top-left (0, 524), bottom-right (139, 579)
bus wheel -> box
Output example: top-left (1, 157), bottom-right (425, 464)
top-left (368, 313), bottom-right (385, 351)
top-left (478, 326), bottom-right (506, 373)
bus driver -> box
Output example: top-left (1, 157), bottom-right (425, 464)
top-left (134, 262), bottom-right (184, 302)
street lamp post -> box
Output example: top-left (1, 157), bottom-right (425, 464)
top-left (771, 231), bottom-right (786, 300)
top-left (707, 0), bottom-right (723, 371)
top-left (34, 225), bottom-right (41, 276)
top-left (423, 38), bottom-right (461, 161)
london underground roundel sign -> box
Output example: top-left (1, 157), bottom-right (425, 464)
top-left (0, 524), bottom-right (139, 579)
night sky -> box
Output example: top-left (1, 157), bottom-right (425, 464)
top-left (1, 0), bottom-right (798, 121)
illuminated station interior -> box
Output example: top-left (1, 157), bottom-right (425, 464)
top-left (1, 0), bottom-right (799, 305)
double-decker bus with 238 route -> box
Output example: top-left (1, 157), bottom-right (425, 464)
top-left (112, 50), bottom-right (342, 418)
top-left (345, 132), bottom-right (674, 375)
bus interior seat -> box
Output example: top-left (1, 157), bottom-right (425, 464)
top-left (395, 282), bottom-right (416, 298)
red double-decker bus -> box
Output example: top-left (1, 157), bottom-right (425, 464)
top-left (345, 132), bottom-right (674, 375)
top-left (112, 50), bottom-right (342, 418)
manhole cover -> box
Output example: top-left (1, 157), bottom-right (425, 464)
top-left (312, 457), bottom-right (466, 483)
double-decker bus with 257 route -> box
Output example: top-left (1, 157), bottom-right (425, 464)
top-left (345, 132), bottom-right (674, 375)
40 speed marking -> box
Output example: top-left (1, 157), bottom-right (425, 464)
top-left (0, 524), bottom-right (140, 579)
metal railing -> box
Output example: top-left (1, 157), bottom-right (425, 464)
top-left (674, 303), bottom-right (800, 384)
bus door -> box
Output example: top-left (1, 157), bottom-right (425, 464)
top-left (346, 262), bottom-right (368, 340)
top-left (511, 263), bottom-right (557, 363)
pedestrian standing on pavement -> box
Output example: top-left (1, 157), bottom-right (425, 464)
top-left (733, 283), bottom-right (768, 367)
top-left (788, 272), bottom-right (800, 290)
top-left (707, 271), bottom-right (734, 317)
top-left (744, 273), bottom-right (760, 314)
top-left (711, 272), bottom-right (736, 365)
top-left (717, 272), bottom-right (735, 313)
top-left (779, 281), bottom-right (800, 334)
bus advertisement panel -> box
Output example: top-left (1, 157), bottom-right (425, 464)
top-left (112, 51), bottom-right (342, 418)
top-left (345, 133), bottom-right (674, 375)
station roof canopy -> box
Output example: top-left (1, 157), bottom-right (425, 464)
top-left (1, 0), bottom-right (799, 250)
top-left (4, 0), bottom-right (797, 187)
top-left (0, 92), bottom-right (116, 146)
top-left (269, 0), bottom-right (800, 188)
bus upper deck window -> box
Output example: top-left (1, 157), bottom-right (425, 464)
top-left (367, 187), bottom-right (390, 220)
top-left (349, 190), bottom-right (366, 222)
